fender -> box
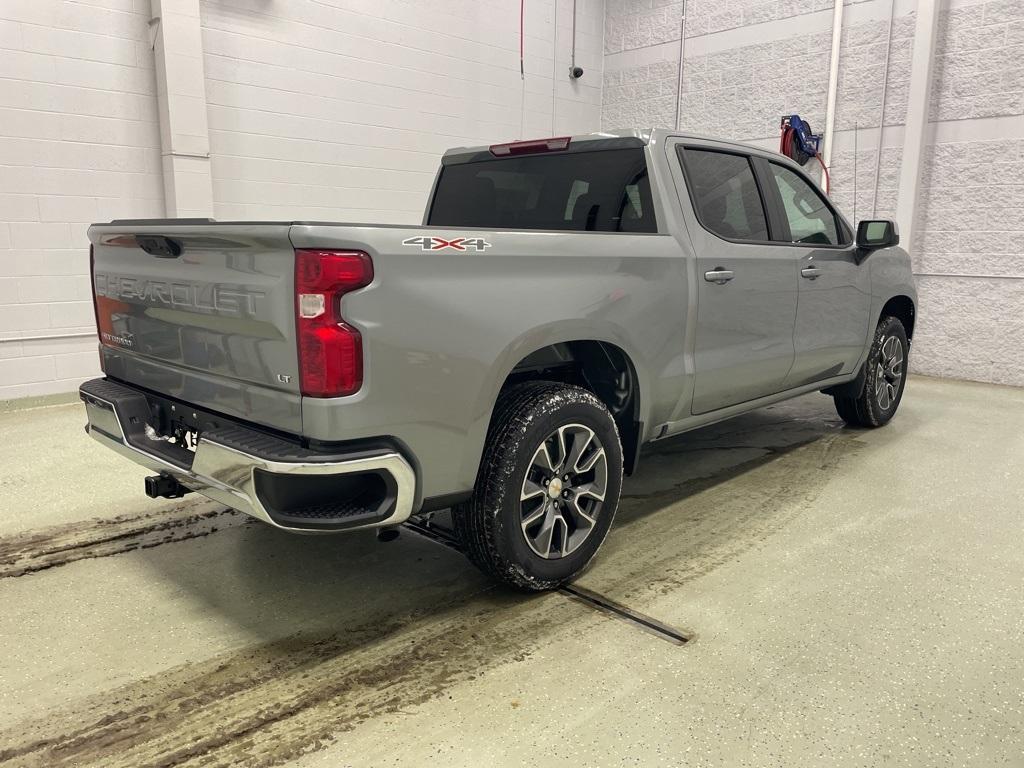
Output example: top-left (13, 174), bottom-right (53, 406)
top-left (455, 320), bottom-right (654, 491)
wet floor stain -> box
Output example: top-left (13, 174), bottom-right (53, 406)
top-left (0, 588), bottom-right (598, 768)
top-left (583, 423), bottom-right (867, 600)
top-left (0, 401), bottom-right (870, 767)
top-left (0, 501), bottom-right (248, 578)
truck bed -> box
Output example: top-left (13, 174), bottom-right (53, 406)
top-left (89, 220), bottom-right (684, 501)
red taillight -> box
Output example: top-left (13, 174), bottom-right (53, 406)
top-left (295, 249), bottom-right (373, 398)
top-left (489, 136), bottom-right (571, 156)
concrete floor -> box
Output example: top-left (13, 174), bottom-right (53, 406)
top-left (0, 376), bottom-right (1022, 767)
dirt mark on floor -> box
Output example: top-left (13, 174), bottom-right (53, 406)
top-left (0, 587), bottom-right (598, 768)
top-left (0, 502), bottom-right (248, 578)
top-left (585, 427), bottom-right (867, 600)
top-left (0, 406), bottom-right (866, 767)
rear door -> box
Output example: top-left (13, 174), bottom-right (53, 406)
top-left (89, 222), bottom-right (303, 433)
top-left (671, 142), bottom-right (798, 415)
top-left (754, 159), bottom-right (872, 387)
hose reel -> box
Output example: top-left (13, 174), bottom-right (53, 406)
top-left (779, 114), bottom-right (830, 193)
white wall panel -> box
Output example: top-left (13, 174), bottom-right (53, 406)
top-left (603, 0), bottom-right (1024, 387)
top-left (201, 0), bottom-right (605, 223)
top-left (0, 0), bottom-right (605, 397)
top-left (0, 0), bottom-right (162, 400)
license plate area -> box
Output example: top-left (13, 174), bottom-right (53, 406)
top-left (133, 391), bottom-right (228, 468)
top-left (165, 423), bottom-right (200, 454)
top-left (141, 392), bottom-right (227, 448)
top-left (137, 420), bottom-right (199, 466)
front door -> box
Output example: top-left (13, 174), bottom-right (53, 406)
top-left (755, 159), bottom-right (872, 387)
top-left (674, 144), bottom-right (799, 415)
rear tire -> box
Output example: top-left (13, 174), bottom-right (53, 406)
top-left (453, 381), bottom-right (623, 592)
top-left (834, 315), bottom-right (909, 427)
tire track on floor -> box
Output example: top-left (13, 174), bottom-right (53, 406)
top-left (0, 587), bottom-right (598, 768)
top-left (0, 405), bottom-right (861, 765)
top-left (0, 501), bottom-right (249, 578)
top-left (583, 428), bottom-right (868, 600)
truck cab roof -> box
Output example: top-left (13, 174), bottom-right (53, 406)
top-left (441, 128), bottom-right (773, 165)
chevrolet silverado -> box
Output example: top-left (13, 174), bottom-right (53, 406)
top-left (80, 129), bottom-right (916, 590)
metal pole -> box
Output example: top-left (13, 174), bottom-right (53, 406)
top-left (853, 122), bottom-right (858, 224)
top-left (674, 1), bottom-right (687, 130)
top-left (896, 0), bottom-right (941, 259)
top-left (870, 0), bottom-right (896, 218)
top-left (821, 0), bottom-right (845, 172)
top-left (551, 0), bottom-right (558, 133)
top-left (570, 0), bottom-right (577, 73)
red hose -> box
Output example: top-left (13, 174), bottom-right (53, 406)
top-left (815, 153), bottom-right (830, 194)
top-left (780, 125), bottom-right (830, 194)
top-left (779, 126), bottom-right (793, 155)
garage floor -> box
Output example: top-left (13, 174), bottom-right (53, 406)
top-left (0, 376), bottom-right (1022, 767)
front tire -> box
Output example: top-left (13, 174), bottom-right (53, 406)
top-left (834, 315), bottom-right (909, 427)
top-left (453, 381), bottom-right (623, 592)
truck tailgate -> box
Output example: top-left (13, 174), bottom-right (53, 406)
top-left (88, 222), bottom-right (302, 434)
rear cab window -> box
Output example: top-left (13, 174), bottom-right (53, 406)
top-left (428, 148), bottom-right (657, 233)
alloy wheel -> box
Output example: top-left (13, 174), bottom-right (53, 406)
top-left (875, 335), bottom-right (904, 410)
top-left (519, 423), bottom-right (608, 559)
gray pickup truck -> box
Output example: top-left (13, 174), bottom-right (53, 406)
top-left (80, 129), bottom-right (916, 590)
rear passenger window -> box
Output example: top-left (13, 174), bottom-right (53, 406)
top-left (680, 148), bottom-right (769, 241)
top-left (767, 163), bottom-right (841, 245)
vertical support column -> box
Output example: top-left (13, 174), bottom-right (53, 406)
top-left (150, 0), bottom-right (213, 218)
top-left (895, 0), bottom-right (941, 260)
top-left (821, 0), bottom-right (845, 174)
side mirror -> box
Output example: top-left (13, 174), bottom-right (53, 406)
top-left (856, 219), bottom-right (899, 251)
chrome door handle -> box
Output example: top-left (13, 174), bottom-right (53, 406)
top-left (704, 268), bottom-right (734, 284)
top-left (801, 266), bottom-right (822, 280)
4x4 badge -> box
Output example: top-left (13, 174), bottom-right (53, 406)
top-left (402, 236), bottom-right (491, 252)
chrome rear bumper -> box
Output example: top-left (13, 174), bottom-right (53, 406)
top-left (80, 378), bottom-right (416, 532)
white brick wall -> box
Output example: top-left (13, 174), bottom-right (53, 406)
top-left (0, 0), bottom-right (163, 400)
top-left (201, 0), bottom-right (604, 223)
top-left (914, 1), bottom-right (1024, 388)
top-left (912, 132), bottom-right (1024, 387)
top-left (932, 1), bottom-right (1024, 122)
top-left (5, 0), bottom-right (1019, 396)
top-left (604, 0), bottom-right (685, 56)
top-left (603, 0), bottom-right (1024, 387)
top-left (0, 0), bottom-right (605, 397)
